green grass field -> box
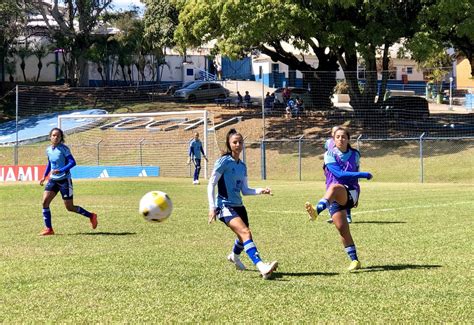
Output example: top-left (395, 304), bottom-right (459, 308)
top-left (1, 178), bottom-right (473, 322)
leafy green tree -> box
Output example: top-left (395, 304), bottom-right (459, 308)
top-left (32, 44), bottom-right (49, 83)
top-left (142, 0), bottom-right (179, 82)
top-left (410, 0), bottom-right (473, 77)
top-left (174, 0), bottom-right (424, 114)
top-left (30, 0), bottom-right (113, 86)
top-left (0, 0), bottom-right (25, 88)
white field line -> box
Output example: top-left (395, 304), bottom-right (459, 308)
top-left (259, 201), bottom-right (473, 216)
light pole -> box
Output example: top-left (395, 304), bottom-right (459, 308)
top-left (449, 77), bottom-right (453, 110)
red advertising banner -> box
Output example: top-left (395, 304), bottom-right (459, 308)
top-left (0, 165), bottom-right (47, 182)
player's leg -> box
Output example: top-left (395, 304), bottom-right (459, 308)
top-left (61, 179), bottom-right (97, 229)
top-left (305, 184), bottom-right (347, 221)
top-left (224, 207), bottom-right (277, 279)
top-left (194, 158), bottom-right (201, 184)
top-left (329, 190), bottom-right (361, 271)
top-left (40, 188), bottom-right (57, 235)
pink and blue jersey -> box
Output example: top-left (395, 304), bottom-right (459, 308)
top-left (324, 146), bottom-right (368, 194)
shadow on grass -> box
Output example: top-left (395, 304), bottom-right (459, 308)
top-left (359, 264), bottom-right (442, 273)
top-left (273, 271), bottom-right (339, 280)
top-left (353, 221), bottom-right (406, 224)
top-left (71, 231), bottom-right (137, 236)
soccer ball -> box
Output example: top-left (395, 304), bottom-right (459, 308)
top-left (139, 191), bottom-right (173, 222)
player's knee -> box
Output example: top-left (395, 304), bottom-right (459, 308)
top-left (65, 205), bottom-right (76, 212)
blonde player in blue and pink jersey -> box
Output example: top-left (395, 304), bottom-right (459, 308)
top-left (38, 128), bottom-right (97, 236)
top-left (306, 126), bottom-right (372, 271)
top-left (208, 128), bottom-right (278, 279)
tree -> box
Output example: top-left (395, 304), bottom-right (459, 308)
top-left (143, 0), bottom-right (179, 82)
top-left (30, 0), bottom-right (113, 86)
top-left (0, 0), bottom-right (25, 89)
top-left (410, 0), bottom-right (473, 77)
top-left (174, 0), bottom-right (424, 114)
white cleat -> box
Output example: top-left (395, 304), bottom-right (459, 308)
top-left (259, 261), bottom-right (278, 280)
top-left (227, 253), bottom-right (246, 271)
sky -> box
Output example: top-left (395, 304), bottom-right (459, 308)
top-left (111, 0), bottom-right (145, 12)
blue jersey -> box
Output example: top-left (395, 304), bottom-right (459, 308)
top-left (189, 139), bottom-right (205, 159)
top-left (213, 155), bottom-right (247, 207)
top-left (46, 144), bottom-right (73, 180)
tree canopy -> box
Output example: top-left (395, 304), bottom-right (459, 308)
top-left (175, 0), bottom-right (424, 115)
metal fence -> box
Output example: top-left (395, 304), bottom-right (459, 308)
top-left (238, 136), bottom-right (474, 184)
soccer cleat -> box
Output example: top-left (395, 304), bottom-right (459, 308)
top-left (347, 215), bottom-right (352, 224)
top-left (39, 227), bottom-right (54, 236)
top-left (227, 253), bottom-right (246, 271)
top-left (326, 218), bottom-right (333, 224)
top-left (193, 180), bottom-right (199, 185)
top-left (259, 261), bottom-right (278, 280)
top-left (90, 213), bottom-right (98, 229)
top-left (348, 260), bottom-right (361, 271)
top-left (304, 202), bottom-right (317, 221)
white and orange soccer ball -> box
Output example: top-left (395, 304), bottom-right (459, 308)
top-left (139, 191), bottom-right (173, 222)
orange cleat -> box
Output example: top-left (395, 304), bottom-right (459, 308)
top-left (39, 228), bottom-right (55, 236)
top-left (90, 213), bottom-right (98, 229)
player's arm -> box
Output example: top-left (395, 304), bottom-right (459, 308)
top-left (55, 154), bottom-right (77, 174)
top-left (187, 145), bottom-right (194, 164)
top-left (241, 177), bottom-right (272, 196)
top-left (200, 146), bottom-right (208, 161)
top-left (207, 170), bottom-right (222, 224)
top-left (326, 163), bottom-right (372, 180)
top-left (40, 158), bottom-right (51, 186)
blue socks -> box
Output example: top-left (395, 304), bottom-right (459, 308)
top-left (76, 206), bottom-right (92, 218)
top-left (316, 199), bottom-right (329, 214)
top-left (232, 239), bottom-right (244, 256)
top-left (345, 245), bottom-right (358, 261)
top-left (42, 208), bottom-right (52, 228)
top-left (243, 239), bottom-right (262, 265)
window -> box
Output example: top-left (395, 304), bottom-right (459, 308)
top-left (186, 68), bottom-right (193, 76)
top-left (407, 67), bottom-right (413, 74)
top-left (209, 83), bottom-right (221, 89)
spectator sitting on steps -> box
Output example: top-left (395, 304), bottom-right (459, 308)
top-left (243, 91), bottom-right (251, 108)
top-left (236, 91), bottom-right (243, 107)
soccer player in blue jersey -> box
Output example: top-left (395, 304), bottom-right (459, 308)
top-left (187, 132), bottom-right (208, 184)
top-left (208, 128), bottom-right (278, 279)
top-left (324, 126), bottom-right (353, 224)
top-left (305, 126), bottom-right (372, 271)
top-left (38, 128), bottom-right (97, 236)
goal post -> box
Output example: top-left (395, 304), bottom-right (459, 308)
top-left (57, 110), bottom-right (212, 179)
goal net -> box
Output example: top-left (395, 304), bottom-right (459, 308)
top-left (57, 110), bottom-right (216, 178)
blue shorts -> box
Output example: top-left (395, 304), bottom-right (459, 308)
top-left (328, 185), bottom-right (359, 216)
top-left (45, 178), bottom-right (74, 200)
top-left (217, 205), bottom-right (249, 227)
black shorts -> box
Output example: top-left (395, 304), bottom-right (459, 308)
top-left (328, 185), bottom-right (358, 216)
top-left (217, 205), bottom-right (249, 227)
top-left (45, 178), bottom-right (74, 200)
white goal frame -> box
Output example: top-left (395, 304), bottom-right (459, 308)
top-left (57, 110), bottom-right (209, 179)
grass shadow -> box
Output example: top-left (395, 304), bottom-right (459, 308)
top-left (273, 271), bottom-right (339, 280)
top-left (353, 221), bottom-right (407, 224)
top-left (359, 264), bottom-right (442, 273)
top-left (71, 231), bottom-right (137, 236)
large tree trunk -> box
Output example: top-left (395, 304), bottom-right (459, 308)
top-left (77, 54), bottom-right (89, 87)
